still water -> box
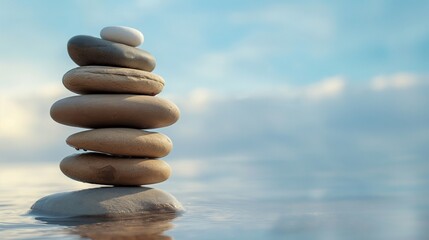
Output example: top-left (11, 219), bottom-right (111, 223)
top-left (1, 158), bottom-right (428, 240)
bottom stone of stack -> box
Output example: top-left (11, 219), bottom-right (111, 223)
top-left (60, 153), bottom-right (171, 185)
top-left (30, 186), bottom-right (184, 217)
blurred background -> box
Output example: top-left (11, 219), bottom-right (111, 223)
top-left (1, 0), bottom-right (429, 239)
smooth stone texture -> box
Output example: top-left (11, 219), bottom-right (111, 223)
top-left (68, 35), bottom-right (156, 72)
top-left (50, 94), bottom-right (180, 129)
top-left (100, 26), bottom-right (144, 47)
top-left (67, 128), bottom-right (172, 158)
top-left (60, 153), bottom-right (171, 185)
top-left (31, 187), bottom-right (184, 217)
top-left (63, 66), bottom-right (165, 95)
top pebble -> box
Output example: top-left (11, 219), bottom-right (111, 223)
top-left (100, 26), bottom-right (144, 47)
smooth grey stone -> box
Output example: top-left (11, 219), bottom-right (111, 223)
top-left (67, 35), bottom-right (156, 72)
top-left (31, 187), bottom-right (184, 217)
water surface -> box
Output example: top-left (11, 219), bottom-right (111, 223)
top-left (1, 159), bottom-right (428, 239)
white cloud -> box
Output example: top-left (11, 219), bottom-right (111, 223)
top-left (0, 58), bottom-right (68, 97)
top-left (371, 73), bottom-right (420, 91)
top-left (0, 96), bottom-right (35, 140)
top-left (231, 75), bottom-right (347, 101)
top-left (0, 84), bottom-right (70, 146)
top-left (163, 73), bottom-right (429, 167)
top-left (186, 88), bottom-right (215, 112)
top-left (301, 76), bottom-right (345, 100)
top-left (170, 159), bottom-right (204, 178)
top-left (38, 83), bottom-right (70, 99)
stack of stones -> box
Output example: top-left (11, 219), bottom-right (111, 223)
top-left (51, 26), bottom-right (180, 186)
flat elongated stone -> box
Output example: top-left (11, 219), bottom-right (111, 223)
top-left (63, 66), bottom-right (164, 95)
top-left (67, 128), bottom-right (172, 158)
top-left (100, 26), bottom-right (144, 47)
top-left (50, 94), bottom-right (180, 129)
top-left (31, 187), bottom-right (184, 217)
top-left (60, 153), bottom-right (171, 185)
top-left (67, 35), bottom-right (156, 72)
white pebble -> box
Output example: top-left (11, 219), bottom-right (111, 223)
top-left (100, 26), bottom-right (144, 47)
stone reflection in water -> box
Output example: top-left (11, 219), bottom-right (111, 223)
top-left (37, 212), bottom-right (176, 240)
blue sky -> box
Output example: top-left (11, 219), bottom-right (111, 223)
top-left (0, 0), bottom-right (429, 190)
top-left (1, 0), bottom-right (428, 95)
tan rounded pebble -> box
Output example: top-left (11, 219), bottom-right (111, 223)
top-left (67, 128), bottom-right (172, 158)
top-left (50, 94), bottom-right (180, 129)
top-left (63, 66), bottom-right (165, 95)
top-left (60, 153), bottom-right (171, 185)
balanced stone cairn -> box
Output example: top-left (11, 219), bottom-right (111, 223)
top-left (31, 26), bottom-right (183, 217)
top-left (51, 26), bottom-right (180, 186)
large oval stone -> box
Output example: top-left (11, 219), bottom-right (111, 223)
top-left (63, 66), bottom-right (164, 95)
top-left (31, 187), bottom-right (184, 217)
top-left (67, 35), bottom-right (156, 72)
top-left (67, 128), bottom-right (172, 158)
top-left (50, 94), bottom-right (180, 129)
top-left (60, 153), bottom-right (171, 185)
